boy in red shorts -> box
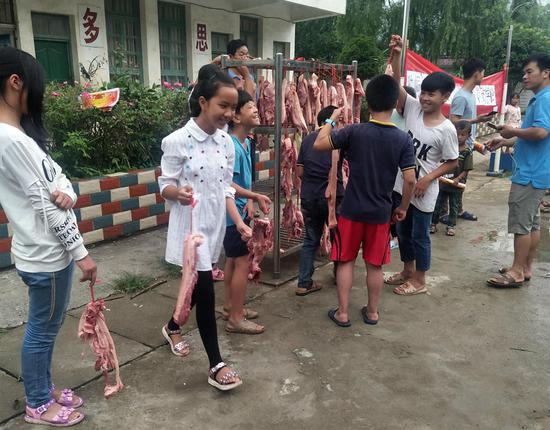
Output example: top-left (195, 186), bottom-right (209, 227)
top-left (314, 74), bottom-right (416, 327)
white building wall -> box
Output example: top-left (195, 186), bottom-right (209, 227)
top-left (15, 0), bottom-right (110, 84)
top-left (140, 0), bottom-right (161, 86)
top-left (261, 17), bottom-right (295, 59)
top-left (187, 3), bottom-right (240, 80)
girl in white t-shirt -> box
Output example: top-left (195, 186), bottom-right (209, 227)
top-left (0, 47), bottom-right (97, 426)
top-left (504, 93), bottom-right (522, 129)
top-left (158, 65), bottom-right (251, 391)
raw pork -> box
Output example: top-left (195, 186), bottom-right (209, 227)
top-left (172, 232), bottom-right (204, 326)
top-left (247, 218), bottom-right (274, 281)
top-left (309, 73), bottom-right (321, 126)
top-left (353, 78), bottom-right (365, 123)
top-left (345, 75), bottom-right (354, 124)
top-left (78, 298), bottom-right (124, 398)
top-left (320, 80), bottom-right (328, 108)
top-left (282, 199), bottom-right (304, 239)
top-left (328, 85), bottom-right (339, 107)
top-left (298, 74), bottom-right (313, 126)
top-left (287, 83), bottom-right (308, 133)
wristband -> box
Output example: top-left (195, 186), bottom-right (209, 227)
top-left (324, 119), bottom-right (336, 128)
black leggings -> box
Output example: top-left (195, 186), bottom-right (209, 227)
top-left (167, 270), bottom-right (222, 368)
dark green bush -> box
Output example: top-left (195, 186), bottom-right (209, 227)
top-left (44, 77), bottom-right (189, 178)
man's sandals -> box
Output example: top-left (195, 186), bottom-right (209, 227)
top-left (162, 325), bottom-right (190, 357)
top-left (225, 319), bottom-right (264, 335)
top-left (215, 306), bottom-right (259, 321)
top-left (393, 281), bottom-right (427, 296)
top-left (487, 272), bottom-right (524, 288)
top-left (208, 362), bottom-right (242, 391)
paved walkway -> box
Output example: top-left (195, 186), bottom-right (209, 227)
top-left (1, 156), bottom-right (550, 430)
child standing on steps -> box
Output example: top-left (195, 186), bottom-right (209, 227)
top-left (430, 120), bottom-right (474, 237)
top-left (158, 65), bottom-right (251, 391)
top-left (220, 89), bottom-right (271, 335)
top-left (0, 47), bottom-right (97, 426)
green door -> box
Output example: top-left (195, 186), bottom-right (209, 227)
top-left (34, 39), bottom-right (72, 82)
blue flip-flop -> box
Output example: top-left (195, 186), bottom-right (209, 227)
top-left (459, 211), bottom-right (477, 221)
top-left (361, 306), bottom-right (379, 325)
top-left (328, 308), bottom-right (351, 327)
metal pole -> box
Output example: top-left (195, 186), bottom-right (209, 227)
top-left (400, 0), bottom-right (411, 75)
top-left (273, 53), bottom-right (283, 278)
top-left (491, 24), bottom-right (513, 175)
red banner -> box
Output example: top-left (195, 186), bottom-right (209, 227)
top-left (404, 49), bottom-right (506, 116)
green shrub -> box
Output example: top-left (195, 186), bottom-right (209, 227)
top-left (44, 77), bottom-right (189, 178)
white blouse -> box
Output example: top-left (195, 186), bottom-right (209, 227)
top-left (158, 118), bottom-right (235, 271)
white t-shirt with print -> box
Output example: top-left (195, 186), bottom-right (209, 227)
top-left (394, 94), bottom-right (459, 213)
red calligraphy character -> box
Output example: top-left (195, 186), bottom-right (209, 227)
top-left (83, 8), bottom-right (99, 44)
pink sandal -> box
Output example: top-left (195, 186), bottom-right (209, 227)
top-left (51, 385), bottom-right (84, 408)
top-left (25, 399), bottom-right (85, 427)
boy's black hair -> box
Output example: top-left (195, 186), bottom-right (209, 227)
top-left (227, 39), bottom-right (248, 56)
top-left (522, 53), bottom-right (550, 72)
top-left (365, 74), bottom-right (399, 112)
top-left (455, 120), bottom-right (471, 133)
top-left (317, 105), bottom-right (337, 126)
top-left (462, 58), bottom-right (486, 80)
top-left (421, 71), bottom-right (455, 95)
top-left (404, 86), bottom-right (417, 98)
top-left (189, 64), bottom-right (235, 117)
top-left (0, 47), bottom-right (48, 151)
top-left (229, 89), bottom-right (254, 129)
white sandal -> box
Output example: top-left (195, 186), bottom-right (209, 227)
top-left (161, 325), bottom-right (190, 357)
top-left (208, 362), bottom-right (242, 391)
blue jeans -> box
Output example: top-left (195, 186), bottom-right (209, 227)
top-left (17, 262), bottom-right (75, 408)
top-left (396, 204), bottom-right (432, 272)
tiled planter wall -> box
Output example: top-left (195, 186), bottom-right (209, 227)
top-left (0, 151), bottom-right (277, 269)
top-left (0, 167), bottom-right (169, 269)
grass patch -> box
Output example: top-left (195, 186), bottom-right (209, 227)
top-left (112, 272), bottom-right (154, 295)
top-left (162, 260), bottom-right (181, 279)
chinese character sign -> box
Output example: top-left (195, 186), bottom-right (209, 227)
top-left (196, 24), bottom-right (208, 52)
top-left (78, 5), bottom-right (104, 48)
top-left (193, 21), bottom-right (210, 57)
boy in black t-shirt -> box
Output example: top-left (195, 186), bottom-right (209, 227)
top-left (314, 74), bottom-right (416, 327)
top-left (431, 120), bottom-right (474, 236)
top-left (296, 106), bottom-right (344, 296)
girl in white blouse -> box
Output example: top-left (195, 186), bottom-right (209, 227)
top-left (158, 66), bottom-right (251, 391)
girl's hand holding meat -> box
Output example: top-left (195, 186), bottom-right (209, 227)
top-left (255, 193), bottom-right (271, 214)
top-left (237, 221), bottom-right (253, 241)
top-left (177, 185), bottom-right (194, 205)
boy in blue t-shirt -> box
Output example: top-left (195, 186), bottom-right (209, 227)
top-left (314, 74), bottom-right (416, 327)
top-left (221, 90), bottom-right (271, 334)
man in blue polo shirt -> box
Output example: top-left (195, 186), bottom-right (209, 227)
top-left (487, 53), bottom-right (550, 287)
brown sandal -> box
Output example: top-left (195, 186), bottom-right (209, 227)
top-left (225, 319), bottom-right (265, 335)
top-left (384, 273), bottom-right (408, 285)
top-left (215, 306), bottom-right (259, 320)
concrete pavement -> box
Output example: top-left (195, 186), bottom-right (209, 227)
top-left (1, 156), bottom-right (550, 430)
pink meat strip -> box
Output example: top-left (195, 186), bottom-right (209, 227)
top-left (298, 74), bottom-right (313, 126)
top-left (320, 80), bottom-right (328, 109)
top-left (262, 79), bottom-right (275, 125)
top-left (281, 136), bottom-right (296, 199)
top-left (247, 218), bottom-right (273, 281)
top-left (319, 224), bottom-right (331, 256)
top-left (328, 85), bottom-right (339, 107)
top-left (345, 75), bottom-right (354, 125)
top-left (336, 83), bottom-right (349, 126)
top-left (78, 300), bottom-right (124, 398)
top-left (287, 82), bottom-right (308, 133)
top-left (353, 78), bottom-right (365, 123)
top-left (282, 199), bottom-right (304, 239)
top-left (172, 232), bottom-right (204, 326)
top-left (309, 73), bottom-right (321, 126)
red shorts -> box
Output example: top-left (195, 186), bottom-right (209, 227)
top-left (330, 216), bottom-right (391, 266)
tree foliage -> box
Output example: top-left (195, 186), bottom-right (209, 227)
top-left (337, 36), bottom-right (384, 79)
top-left (296, 0), bottom-right (550, 82)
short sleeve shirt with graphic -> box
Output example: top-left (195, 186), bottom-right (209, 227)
top-left (394, 94), bottom-right (459, 213)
